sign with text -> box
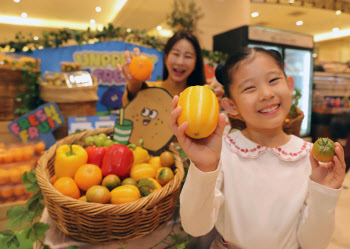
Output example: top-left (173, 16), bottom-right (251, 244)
top-left (22, 41), bottom-right (163, 114)
top-left (7, 103), bottom-right (64, 148)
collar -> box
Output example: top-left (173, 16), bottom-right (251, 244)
top-left (224, 131), bottom-right (312, 162)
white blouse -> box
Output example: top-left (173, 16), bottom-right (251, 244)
top-left (180, 131), bottom-right (341, 249)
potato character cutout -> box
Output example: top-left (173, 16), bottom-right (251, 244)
top-left (124, 88), bottom-right (174, 154)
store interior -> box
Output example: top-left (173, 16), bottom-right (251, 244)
top-left (0, 0), bottom-right (350, 248)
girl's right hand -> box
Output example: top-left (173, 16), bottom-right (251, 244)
top-left (169, 95), bottom-right (226, 172)
top-left (116, 47), bottom-right (144, 97)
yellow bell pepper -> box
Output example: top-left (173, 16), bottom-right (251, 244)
top-left (132, 146), bottom-right (149, 166)
top-left (54, 144), bottom-right (88, 178)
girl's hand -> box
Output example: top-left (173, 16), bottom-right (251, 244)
top-left (169, 95), bottom-right (226, 172)
top-left (116, 47), bottom-right (144, 97)
top-left (309, 142), bottom-right (346, 189)
top-left (210, 80), bottom-right (225, 103)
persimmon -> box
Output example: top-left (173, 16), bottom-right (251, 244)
top-left (34, 141), bottom-right (46, 154)
top-left (312, 138), bottom-right (336, 163)
top-left (86, 185), bottom-right (111, 204)
top-left (129, 55), bottom-right (153, 81)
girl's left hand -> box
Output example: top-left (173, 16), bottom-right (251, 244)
top-left (309, 142), bottom-right (346, 189)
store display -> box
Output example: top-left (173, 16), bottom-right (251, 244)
top-left (60, 61), bottom-right (81, 72)
top-left (177, 85), bottom-right (219, 139)
top-left (36, 127), bottom-right (185, 243)
top-left (0, 141), bottom-right (44, 204)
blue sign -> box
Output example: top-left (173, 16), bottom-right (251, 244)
top-left (7, 103), bottom-right (65, 148)
top-left (23, 41), bottom-right (163, 114)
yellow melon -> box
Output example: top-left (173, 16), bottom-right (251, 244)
top-left (177, 85), bottom-right (219, 139)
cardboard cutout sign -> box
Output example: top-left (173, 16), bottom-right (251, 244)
top-left (113, 87), bottom-right (174, 154)
top-left (8, 103), bottom-right (64, 148)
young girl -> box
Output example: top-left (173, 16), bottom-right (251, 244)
top-left (169, 47), bottom-right (346, 249)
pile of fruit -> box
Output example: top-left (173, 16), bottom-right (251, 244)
top-left (0, 141), bottom-right (46, 203)
top-left (52, 133), bottom-right (176, 204)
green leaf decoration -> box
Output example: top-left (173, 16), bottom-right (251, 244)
top-left (0, 230), bottom-right (19, 248)
top-left (6, 206), bottom-right (31, 228)
top-left (32, 222), bottom-right (50, 239)
top-left (22, 170), bottom-right (40, 192)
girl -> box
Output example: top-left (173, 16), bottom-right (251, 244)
top-left (169, 47), bottom-right (346, 249)
top-left (118, 31), bottom-right (221, 106)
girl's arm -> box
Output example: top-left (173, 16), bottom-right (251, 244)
top-left (169, 95), bottom-right (227, 235)
top-left (297, 146), bottom-right (345, 249)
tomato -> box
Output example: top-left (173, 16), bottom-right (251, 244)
top-left (312, 138), bottom-right (335, 162)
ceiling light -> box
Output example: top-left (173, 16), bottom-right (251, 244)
top-left (90, 19), bottom-right (95, 24)
top-left (313, 53), bottom-right (317, 58)
top-left (159, 30), bottom-right (173, 37)
top-left (96, 7), bottom-right (101, 12)
top-left (157, 26), bottom-right (162, 31)
top-left (336, 10), bottom-right (341, 15)
top-left (33, 36), bottom-right (39, 41)
top-left (333, 27), bottom-right (340, 32)
top-left (13, 0), bottom-right (20, 3)
top-left (251, 12), bottom-right (259, 18)
top-left (0, 15), bottom-right (89, 30)
top-left (296, 20), bottom-right (303, 26)
top-left (315, 28), bottom-right (350, 42)
top-left (97, 24), bottom-right (103, 31)
top-left (21, 13), bottom-right (27, 18)
top-left (127, 28), bottom-right (131, 33)
top-left (289, 0), bottom-right (294, 3)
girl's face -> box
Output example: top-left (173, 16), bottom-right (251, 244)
top-left (223, 53), bottom-right (294, 132)
top-left (165, 39), bottom-right (196, 85)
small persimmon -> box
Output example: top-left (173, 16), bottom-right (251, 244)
top-left (53, 177), bottom-right (80, 199)
top-left (74, 164), bottom-right (102, 191)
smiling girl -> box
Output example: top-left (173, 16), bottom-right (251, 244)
top-left (118, 31), bottom-right (209, 106)
top-left (169, 47), bottom-right (346, 249)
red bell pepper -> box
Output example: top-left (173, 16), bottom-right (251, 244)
top-left (85, 145), bottom-right (106, 168)
top-left (101, 144), bottom-right (134, 179)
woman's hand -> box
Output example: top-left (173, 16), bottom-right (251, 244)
top-left (310, 142), bottom-right (346, 189)
top-left (116, 47), bottom-right (144, 97)
top-left (169, 95), bottom-right (226, 172)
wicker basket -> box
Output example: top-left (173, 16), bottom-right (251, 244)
top-left (228, 111), bottom-right (305, 136)
top-left (36, 127), bottom-right (185, 243)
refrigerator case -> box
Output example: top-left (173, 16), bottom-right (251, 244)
top-left (213, 26), bottom-right (314, 137)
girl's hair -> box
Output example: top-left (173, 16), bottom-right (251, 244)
top-left (215, 47), bottom-right (285, 98)
top-left (162, 31), bottom-right (207, 86)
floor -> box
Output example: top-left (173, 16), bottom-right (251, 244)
top-left (327, 172), bottom-right (350, 249)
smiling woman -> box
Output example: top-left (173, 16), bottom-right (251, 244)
top-left (118, 30), bottom-right (207, 106)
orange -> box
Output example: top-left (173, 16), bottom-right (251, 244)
top-left (0, 187), bottom-right (14, 199)
top-left (4, 150), bottom-right (14, 164)
top-left (110, 185), bottom-right (141, 204)
top-left (177, 85), bottom-right (220, 139)
top-left (160, 151), bottom-right (174, 168)
top-left (128, 55), bottom-right (153, 81)
top-left (86, 185), bottom-right (111, 204)
top-left (22, 146), bottom-right (34, 161)
top-left (74, 164), bottom-right (102, 191)
top-left (79, 195), bottom-right (88, 202)
top-left (148, 156), bottom-right (162, 172)
top-left (10, 148), bottom-right (23, 162)
top-left (53, 177), bottom-right (80, 199)
top-left (0, 152), bottom-right (5, 164)
top-left (102, 174), bottom-right (121, 191)
top-left (34, 141), bottom-right (46, 154)
top-left (51, 175), bottom-right (58, 185)
top-left (19, 164), bottom-right (32, 174)
top-left (8, 168), bottom-right (23, 184)
top-left (13, 185), bottom-right (25, 197)
top-left (0, 169), bottom-right (9, 185)
top-left (156, 167), bottom-right (174, 186)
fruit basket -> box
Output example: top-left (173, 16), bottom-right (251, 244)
top-left (36, 127), bottom-right (185, 243)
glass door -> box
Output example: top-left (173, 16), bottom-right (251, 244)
top-left (284, 48), bottom-right (313, 137)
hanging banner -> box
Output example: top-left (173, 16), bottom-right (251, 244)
top-left (24, 41), bottom-right (163, 114)
top-left (7, 103), bottom-right (65, 148)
